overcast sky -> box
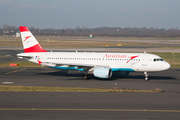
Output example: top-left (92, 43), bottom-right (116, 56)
top-left (1, 0), bottom-right (180, 29)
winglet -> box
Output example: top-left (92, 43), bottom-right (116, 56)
top-left (19, 26), bottom-right (47, 53)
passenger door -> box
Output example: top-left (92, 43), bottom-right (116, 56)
top-left (141, 55), bottom-right (148, 66)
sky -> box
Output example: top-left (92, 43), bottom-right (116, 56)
top-left (1, 0), bottom-right (180, 29)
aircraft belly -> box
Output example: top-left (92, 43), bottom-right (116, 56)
top-left (50, 66), bottom-right (84, 71)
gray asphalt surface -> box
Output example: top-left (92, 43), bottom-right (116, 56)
top-left (0, 47), bottom-right (180, 120)
top-left (0, 67), bottom-right (180, 92)
top-left (0, 67), bottom-right (180, 120)
top-left (0, 92), bottom-right (180, 120)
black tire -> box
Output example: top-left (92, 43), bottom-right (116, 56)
top-left (145, 77), bottom-right (149, 81)
top-left (83, 75), bottom-right (89, 80)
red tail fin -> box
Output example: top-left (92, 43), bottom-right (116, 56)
top-left (19, 26), bottom-right (47, 53)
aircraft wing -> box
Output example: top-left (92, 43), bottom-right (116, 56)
top-left (41, 62), bottom-right (109, 70)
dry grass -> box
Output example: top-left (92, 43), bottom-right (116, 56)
top-left (0, 36), bottom-right (163, 48)
top-left (0, 61), bottom-right (40, 67)
top-left (0, 85), bottom-right (162, 92)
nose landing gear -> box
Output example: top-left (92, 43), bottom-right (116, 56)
top-left (144, 71), bottom-right (149, 81)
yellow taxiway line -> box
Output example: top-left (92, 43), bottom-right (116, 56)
top-left (6, 68), bottom-right (27, 75)
top-left (0, 108), bottom-right (180, 113)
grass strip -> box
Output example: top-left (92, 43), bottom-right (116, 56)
top-left (0, 61), bottom-right (40, 67)
top-left (0, 85), bottom-right (162, 92)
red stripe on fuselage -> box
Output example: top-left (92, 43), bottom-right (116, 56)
top-left (19, 26), bottom-right (29, 32)
top-left (126, 55), bottom-right (139, 63)
top-left (24, 44), bottom-right (47, 53)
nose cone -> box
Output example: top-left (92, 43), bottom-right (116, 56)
top-left (163, 62), bottom-right (171, 70)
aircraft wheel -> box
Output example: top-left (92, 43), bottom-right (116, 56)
top-left (145, 77), bottom-right (149, 81)
top-left (83, 75), bottom-right (89, 80)
top-left (144, 72), bottom-right (149, 81)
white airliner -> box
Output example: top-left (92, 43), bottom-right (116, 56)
top-left (17, 26), bottom-right (170, 80)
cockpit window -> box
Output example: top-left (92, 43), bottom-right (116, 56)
top-left (153, 58), bottom-right (163, 61)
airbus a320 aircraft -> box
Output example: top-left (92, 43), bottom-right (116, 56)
top-left (17, 26), bottom-right (170, 80)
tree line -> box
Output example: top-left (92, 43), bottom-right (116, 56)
top-left (1, 25), bottom-right (180, 38)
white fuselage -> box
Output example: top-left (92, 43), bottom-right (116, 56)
top-left (17, 52), bottom-right (170, 72)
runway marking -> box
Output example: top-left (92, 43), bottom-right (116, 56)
top-left (5, 68), bottom-right (27, 75)
top-left (0, 108), bottom-right (180, 113)
top-left (1, 82), bottom-right (14, 85)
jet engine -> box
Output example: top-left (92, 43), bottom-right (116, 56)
top-left (93, 68), bottom-right (112, 79)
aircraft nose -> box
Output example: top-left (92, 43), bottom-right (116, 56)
top-left (163, 62), bottom-right (170, 70)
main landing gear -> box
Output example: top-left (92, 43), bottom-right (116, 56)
top-left (144, 71), bottom-right (149, 81)
top-left (83, 73), bottom-right (90, 80)
top-left (83, 75), bottom-right (89, 80)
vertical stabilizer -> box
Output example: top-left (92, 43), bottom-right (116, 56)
top-left (19, 26), bottom-right (47, 53)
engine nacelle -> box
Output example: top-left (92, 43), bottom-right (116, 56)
top-left (93, 68), bottom-right (112, 79)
